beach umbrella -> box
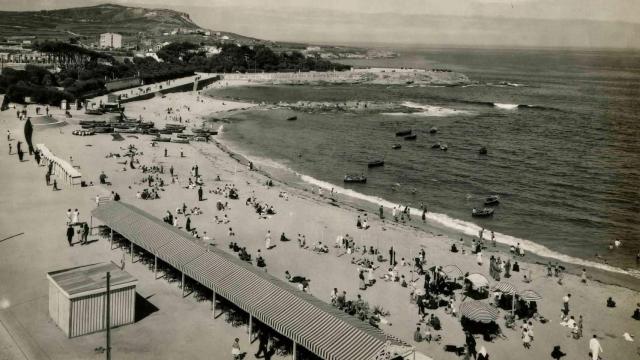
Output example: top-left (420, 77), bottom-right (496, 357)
top-left (492, 281), bottom-right (517, 295)
top-left (518, 289), bottom-right (543, 302)
top-left (442, 265), bottom-right (463, 280)
top-left (466, 273), bottom-right (489, 289)
top-left (459, 300), bottom-right (499, 324)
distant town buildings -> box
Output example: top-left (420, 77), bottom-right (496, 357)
top-left (99, 33), bottom-right (122, 49)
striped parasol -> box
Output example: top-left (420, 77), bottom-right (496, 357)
top-left (442, 265), bottom-right (463, 280)
top-left (459, 300), bottom-right (499, 323)
top-left (466, 273), bottom-right (489, 289)
top-left (492, 281), bottom-right (517, 294)
top-left (518, 289), bottom-right (543, 301)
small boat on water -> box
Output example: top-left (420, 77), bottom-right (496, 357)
top-left (440, 144), bottom-right (448, 151)
top-left (479, 146), bottom-right (488, 155)
top-left (396, 129), bottom-right (412, 137)
top-left (287, 116), bottom-right (298, 121)
top-left (484, 195), bottom-right (500, 206)
top-left (431, 143), bottom-right (441, 149)
top-left (392, 144), bottom-right (402, 150)
top-left (344, 174), bottom-right (367, 183)
top-left (368, 160), bottom-right (385, 168)
top-left (472, 208), bottom-right (494, 217)
top-left (429, 127), bottom-right (438, 134)
top-left (404, 134), bottom-right (417, 141)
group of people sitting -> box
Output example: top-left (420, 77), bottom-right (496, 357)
top-left (245, 196), bottom-right (276, 217)
top-left (284, 270), bottom-right (310, 292)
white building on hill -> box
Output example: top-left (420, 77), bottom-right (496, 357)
top-left (99, 33), bottom-right (122, 49)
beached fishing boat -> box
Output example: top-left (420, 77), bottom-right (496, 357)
top-left (287, 116), bottom-right (298, 121)
top-left (392, 144), bottom-right (402, 150)
top-left (85, 109), bottom-right (104, 115)
top-left (404, 134), bottom-right (417, 140)
top-left (368, 160), bottom-right (385, 168)
top-left (472, 208), bottom-right (494, 217)
top-left (396, 129), bottom-right (412, 137)
top-left (344, 174), bottom-right (367, 183)
top-left (484, 195), bottom-right (500, 206)
top-left (93, 126), bottom-right (113, 133)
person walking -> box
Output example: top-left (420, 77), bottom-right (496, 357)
top-left (254, 329), bottom-right (268, 358)
top-left (164, 148), bottom-right (168, 157)
top-left (66, 225), bottom-right (74, 246)
top-left (589, 335), bottom-right (603, 360)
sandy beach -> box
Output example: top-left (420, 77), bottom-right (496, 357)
top-left (1, 90), bottom-right (639, 360)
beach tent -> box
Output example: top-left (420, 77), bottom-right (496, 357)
top-left (459, 300), bottom-right (499, 324)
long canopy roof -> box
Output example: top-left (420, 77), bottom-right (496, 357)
top-left (92, 201), bottom-right (410, 360)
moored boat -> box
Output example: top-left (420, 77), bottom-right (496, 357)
top-left (368, 160), bottom-right (385, 168)
top-left (472, 208), bottom-right (494, 217)
top-left (479, 146), bottom-right (488, 155)
top-left (392, 144), bottom-right (402, 150)
top-left (404, 134), bottom-right (417, 140)
top-left (396, 129), bottom-right (412, 137)
top-left (484, 195), bottom-right (500, 206)
top-left (344, 174), bottom-right (367, 183)
top-left (287, 116), bottom-right (298, 121)
top-left (429, 127), bottom-right (438, 134)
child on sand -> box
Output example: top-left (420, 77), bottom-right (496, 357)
top-left (231, 338), bottom-right (241, 359)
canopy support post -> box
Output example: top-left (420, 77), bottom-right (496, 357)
top-left (181, 272), bottom-right (185, 297)
top-left (212, 292), bottom-right (216, 317)
top-left (154, 255), bottom-right (158, 279)
top-left (292, 342), bottom-right (297, 360)
top-left (109, 228), bottom-right (113, 249)
top-left (130, 242), bottom-right (134, 263)
top-left (248, 315), bottom-right (252, 340)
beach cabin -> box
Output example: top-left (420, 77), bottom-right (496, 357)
top-left (47, 263), bottom-right (137, 338)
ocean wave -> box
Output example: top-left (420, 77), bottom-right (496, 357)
top-left (388, 101), bottom-right (470, 117)
top-left (494, 103), bottom-right (519, 110)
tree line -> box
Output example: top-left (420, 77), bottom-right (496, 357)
top-left (1, 41), bottom-right (349, 108)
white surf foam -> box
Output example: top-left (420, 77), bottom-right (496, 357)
top-left (391, 101), bottom-right (470, 117)
top-left (494, 103), bottom-right (519, 110)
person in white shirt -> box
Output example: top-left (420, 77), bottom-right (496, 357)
top-left (589, 335), bottom-right (603, 360)
top-left (265, 230), bottom-right (272, 249)
top-left (71, 209), bottom-right (79, 224)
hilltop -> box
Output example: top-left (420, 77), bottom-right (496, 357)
top-left (0, 3), bottom-right (256, 45)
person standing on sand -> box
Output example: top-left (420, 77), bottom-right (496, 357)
top-left (8, 143), bottom-right (12, 155)
top-left (581, 268), bottom-right (587, 284)
top-left (198, 186), bottom-right (203, 201)
top-left (66, 225), bottom-right (74, 246)
top-left (465, 331), bottom-right (477, 360)
top-left (589, 335), bottom-right (603, 360)
top-left (379, 205), bottom-right (384, 219)
top-left (562, 294), bottom-right (571, 316)
top-left (164, 148), bottom-right (167, 157)
top-left (81, 222), bottom-right (89, 245)
top-left (265, 230), bottom-right (272, 249)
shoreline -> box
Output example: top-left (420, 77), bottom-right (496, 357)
top-left (210, 99), bottom-right (640, 291)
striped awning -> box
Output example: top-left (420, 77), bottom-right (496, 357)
top-left (492, 281), bottom-right (517, 294)
top-left (92, 201), bottom-right (410, 360)
top-left (459, 300), bottom-right (499, 323)
top-left (441, 265), bottom-right (463, 280)
top-left (518, 289), bottom-right (543, 301)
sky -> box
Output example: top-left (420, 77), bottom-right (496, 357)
top-left (1, 0), bottom-right (639, 48)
